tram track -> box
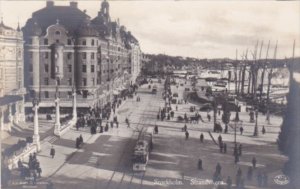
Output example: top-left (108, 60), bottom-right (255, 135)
top-left (93, 91), bottom-right (161, 189)
top-left (106, 93), bottom-right (162, 189)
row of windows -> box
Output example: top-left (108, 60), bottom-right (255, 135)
top-left (43, 90), bottom-right (90, 99)
top-left (41, 77), bottom-right (101, 86)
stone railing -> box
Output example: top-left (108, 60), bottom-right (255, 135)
top-left (5, 143), bottom-right (37, 170)
top-left (54, 118), bottom-right (76, 137)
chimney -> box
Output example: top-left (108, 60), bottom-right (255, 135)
top-left (70, 2), bottom-right (78, 8)
top-left (46, 1), bottom-right (54, 7)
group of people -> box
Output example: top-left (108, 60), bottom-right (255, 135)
top-left (75, 134), bottom-right (84, 149)
top-left (17, 152), bottom-right (42, 185)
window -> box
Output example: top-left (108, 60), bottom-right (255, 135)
top-left (91, 65), bottom-right (95, 73)
top-left (82, 65), bottom-right (86, 73)
top-left (57, 80), bottom-right (60, 86)
top-left (83, 90), bottom-right (88, 98)
top-left (82, 40), bottom-right (86, 46)
top-left (68, 65), bottom-right (72, 72)
top-left (82, 52), bottom-right (86, 59)
top-left (45, 91), bottom-right (49, 98)
top-left (44, 64), bottom-right (49, 73)
top-left (44, 78), bottom-right (49, 85)
top-left (56, 39), bottom-right (59, 43)
top-left (91, 53), bottom-right (95, 60)
top-left (67, 39), bottom-right (72, 45)
top-left (82, 78), bottom-right (87, 86)
top-left (67, 53), bottom-right (72, 60)
top-left (30, 77), bottom-right (33, 85)
top-left (91, 39), bottom-right (95, 46)
top-left (92, 78), bottom-right (95, 85)
top-left (68, 91), bottom-right (72, 97)
top-left (44, 38), bottom-right (48, 45)
top-left (30, 90), bottom-right (35, 98)
top-left (55, 31), bottom-right (60, 35)
top-left (68, 78), bottom-right (72, 86)
top-left (45, 52), bottom-right (49, 59)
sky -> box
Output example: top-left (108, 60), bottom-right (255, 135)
top-left (1, 0), bottom-right (299, 59)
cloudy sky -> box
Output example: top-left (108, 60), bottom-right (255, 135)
top-left (1, 0), bottom-right (299, 59)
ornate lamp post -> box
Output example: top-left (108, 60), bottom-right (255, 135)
top-left (54, 79), bottom-right (61, 136)
top-left (32, 98), bottom-right (41, 151)
top-left (72, 87), bottom-right (77, 121)
top-left (253, 103), bottom-right (259, 136)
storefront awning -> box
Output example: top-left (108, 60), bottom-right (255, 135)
top-left (0, 95), bottom-right (23, 106)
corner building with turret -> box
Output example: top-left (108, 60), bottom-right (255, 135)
top-left (22, 0), bottom-right (142, 110)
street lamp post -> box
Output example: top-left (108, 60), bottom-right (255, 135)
top-left (32, 98), bottom-right (41, 151)
top-left (54, 78), bottom-right (61, 136)
top-left (72, 87), bottom-right (77, 121)
top-left (253, 108), bottom-right (259, 136)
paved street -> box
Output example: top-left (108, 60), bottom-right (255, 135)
top-left (4, 79), bottom-right (288, 189)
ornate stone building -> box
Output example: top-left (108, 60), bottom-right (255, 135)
top-left (22, 0), bottom-right (142, 110)
top-left (0, 19), bottom-right (26, 132)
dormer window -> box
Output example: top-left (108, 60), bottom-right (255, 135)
top-left (44, 38), bottom-right (48, 45)
top-left (55, 31), bottom-right (61, 35)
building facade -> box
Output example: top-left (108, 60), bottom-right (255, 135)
top-left (0, 19), bottom-right (26, 131)
top-left (22, 0), bottom-right (142, 110)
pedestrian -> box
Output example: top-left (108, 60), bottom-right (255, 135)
top-left (224, 124), bottom-right (228, 134)
top-left (247, 166), bottom-right (253, 181)
top-left (176, 105), bottom-right (178, 111)
top-left (154, 125), bottom-right (159, 134)
top-left (207, 114), bottom-right (211, 122)
top-left (125, 117), bottom-right (130, 128)
top-left (226, 176), bottom-right (232, 189)
top-left (200, 133), bottom-right (204, 143)
top-left (76, 137), bottom-right (80, 148)
top-left (262, 126), bottom-right (266, 134)
top-left (216, 163), bottom-right (222, 175)
top-left (240, 126), bottom-right (244, 135)
top-left (185, 130), bottom-right (189, 140)
top-left (218, 135), bottom-right (222, 145)
top-left (105, 123), bottom-right (109, 131)
top-left (238, 144), bottom-right (242, 156)
top-left (219, 142), bottom-right (223, 153)
top-left (110, 121), bottom-right (113, 128)
top-left (50, 146), bottom-right (55, 159)
top-left (198, 159), bottom-right (203, 170)
top-left (223, 143), bottom-right (227, 153)
top-left (37, 167), bottom-right (42, 178)
top-left (252, 157), bottom-right (257, 168)
top-left (183, 124), bottom-right (187, 132)
top-left (116, 121), bottom-right (119, 128)
top-left (79, 134), bottom-right (83, 144)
